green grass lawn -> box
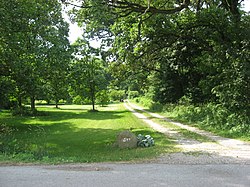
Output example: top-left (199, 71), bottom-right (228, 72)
top-left (0, 103), bottom-right (177, 164)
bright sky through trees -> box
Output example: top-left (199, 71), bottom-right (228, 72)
top-left (62, 2), bottom-right (101, 48)
top-left (64, 1), bottom-right (250, 46)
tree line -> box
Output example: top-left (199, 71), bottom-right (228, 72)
top-left (1, 0), bottom-right (249, 125)
top-left (68, 0), bottom-right (249, 112)
top-left (68, 0), bottom-right (249, 131)
top-left (0, 0), bottom-right (111, 113)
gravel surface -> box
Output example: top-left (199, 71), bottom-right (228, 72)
top-left (124, 101), bottom-right (250, 165)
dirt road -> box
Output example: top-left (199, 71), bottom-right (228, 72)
top-left (124, 101), bottom-right (250, 164)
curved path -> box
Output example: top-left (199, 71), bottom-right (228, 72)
top-left (124, 101), bottom-right (250, 164)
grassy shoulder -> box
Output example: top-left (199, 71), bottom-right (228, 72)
top-left (130, 99), bottom-right (250, 142)
top-left (0, 103), bottom-right (177, 164)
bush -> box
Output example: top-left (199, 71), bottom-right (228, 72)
top-left (134, 97), bottom-right (163, 112)
top-left (178, 95), bottom-right (192, 106)
top-left (150, 102), bottom-right (163, 112)
top-left (163, 103), bottom-right (250, 135)
top-left (137, 97), bottom-right (153, 108)
top-left (11, 107), bottom-right (47, 116)
top-left (72, 95), bottom-right (83, 105)
top-left (109, 90), bottom-right (125, 101)
top-left (133, 96), bottom-right (249, 137)
top-left (137, 134), bottom-right (155, 147)
top-left (128, 91), bottom-right (139, 99)
top-left (96, 90), bottom-right (109, 106)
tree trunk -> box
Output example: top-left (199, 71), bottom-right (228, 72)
top-left (91, 91), bottom-right (95, 111)
top-left (55, 97), bottom-right (59, 109)
top-left (90, 82), bottom-right (95, 111)
top-left (30, 96), bottom-right (35, 112)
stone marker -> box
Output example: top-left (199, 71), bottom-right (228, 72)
top-left (116, 130), bottom-right (137, 149)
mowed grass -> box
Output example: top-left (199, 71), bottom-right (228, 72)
top-left (0, 103), bottom-right (177, 164)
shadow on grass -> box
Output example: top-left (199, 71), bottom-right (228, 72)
top-left (38, 110), bottom-right (128, 121)
top-left (0, 109), bottom-right (129, 125)
top-left (0, 120), bottom-right (169, 162)
top-left (0, 105), bottom-right (176, 163)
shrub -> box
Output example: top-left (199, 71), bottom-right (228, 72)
top-left (163, 103), bottom-right (250, 135)
top-left (128, 91), bottom-right (139, 99)
top-left (11, 106), bottom-right (47, 116)
top-left (96, 90), bottom-right (109, 106)
top-left (138, 97), bottom-right (153, 108)
top-left (150, 102), bottom-right (163, 112)
top-left (137, 134), bottom-right (155, 147)
top-left (72, 95), bottom-right (83, 105)
top-left (109, 90), bottom-right (125, 101)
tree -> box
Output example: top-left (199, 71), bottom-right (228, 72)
top-left (67, 0), bottom-right (249, 115)
top-left (96, 90), bottom-right (109, 106)
top-left (43, 19), bottom-right (72, 108)
top-left (0, 0), bottom-right (71, 111)
top-left (70, 39), bottom-right (109, 111)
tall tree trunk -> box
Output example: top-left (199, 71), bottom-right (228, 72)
top-left (30, 96), bottom-right (35, 112)
top-left (90, 81), bottom-right (95, 111)
top-left (55, 97), bottom-right (59, 109)
top-left (91, 95), bottom-right (95, 111)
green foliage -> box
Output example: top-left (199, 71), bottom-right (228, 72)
top-left (96, 90), bottom-right (110, 106)
top-left (109, 90), bottom-right (126, 101)
top-left (0, 77), bottom-right (16, 109)
top-left (11, 106), bottom-right (47, 117)
top-left (0, 0), bottom-right (71, 110)
top-left (71, 0), bottom-right (250, 118)
top-left (163, 103), bottom-right (250, 139)
top-left (137, 134), bottom-right (155, 147)
top-left (1, 0), bottom-right (249, 149)
top-left (133, 96), bottom-right (249, 139)
top-left (133, 97), bottom-right (163, 112)
top-left (178, 95), bottom-right (192, 106)
top-left (135, 97), bottom-right (152, 108)
top-left (72, 95), bottom-right (83, 105)
top-left (128, 91), bottom-right (139, 99)
top-left (70, 40), bottom-right (109, 110)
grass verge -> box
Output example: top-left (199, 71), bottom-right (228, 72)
top-left (0, 103), bottom-right (177, 164)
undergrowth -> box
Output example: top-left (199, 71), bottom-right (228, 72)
top-left (133, 97), bottom-right (250, 141)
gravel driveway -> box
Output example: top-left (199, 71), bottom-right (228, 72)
top-left (124, 101), bottom-right (250, 165)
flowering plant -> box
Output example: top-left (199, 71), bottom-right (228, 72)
top-left (137, 134), bottom-right (155, 147)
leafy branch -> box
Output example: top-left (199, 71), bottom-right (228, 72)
top-left (61, 0), bottom-right (191, 15)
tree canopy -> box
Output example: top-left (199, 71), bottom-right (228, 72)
top-left (0, 0), bottom-right (249, 120)
top-left (0, 0), bottom-right (71, 110)
top-left (64, 0), bottom-right (249, 115)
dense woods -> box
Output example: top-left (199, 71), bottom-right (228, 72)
top-left (0, 0), bottom-right (249, 134)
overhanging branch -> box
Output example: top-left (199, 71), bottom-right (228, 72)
top-left (61, 0), bottom-right (191, 15)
